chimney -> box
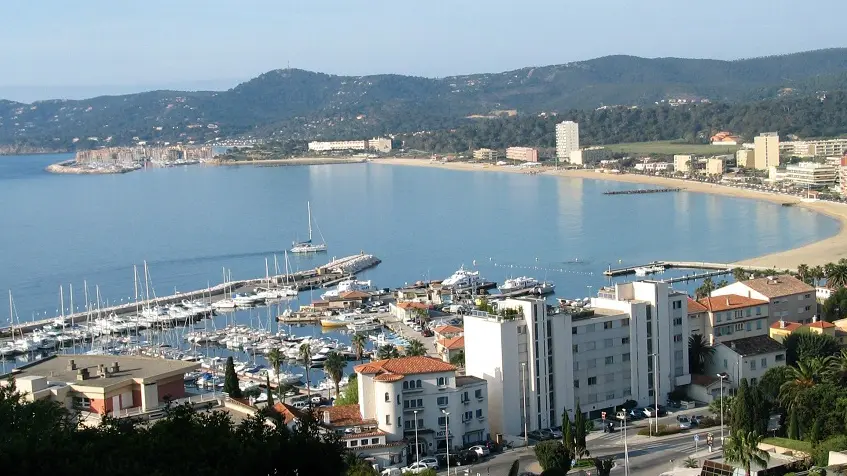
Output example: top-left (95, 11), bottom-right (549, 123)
top-left (780, 319), bottom-right (786, 329)
top-left (112, 361), bottom-right (120, 373)
top-left (730, 342), bottom-right (736, 350)
top-left (322, 411), bottom-right (332, 425)
top-left (726, 297), bottom-right (730, 306)
top-left (76, 368), bottom-right (89, 381)
top-left (812, 315), bottom-right (818, 323)
top-left (98, 364), bottom-right (108, 378)
top-left (67, 359), bottom-right (77, 371)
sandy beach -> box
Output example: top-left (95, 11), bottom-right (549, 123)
top-left (214, 157), bottom-right (366, 166)
top-left (376, 158), bottom-right (847, 270)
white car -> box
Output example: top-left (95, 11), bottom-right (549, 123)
top-left (677, 416), bottom-right (691, 429)
top-left (402, 462), bottom-right (431, 474)
top-left (469, 445), bottom-right (490, 457)
top-left (418, 457), bottom-right (439, 469)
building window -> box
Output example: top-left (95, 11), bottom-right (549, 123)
top-left (604, 322), bottom-right (613, 330)
top-left (386, 415), bottom-right (391, 425)
top-left (604, 338), bottom-right (613, 348)
top-left (437, 396), bottom-right (448, 406)
top-left (761, 357), bottom-right (767, 368)
top-left (605, 356), bottom-right (614, 365)
top-left (746, 322), bottom-right (752, 331)
top-left (746, 308), bottom-right (752, 317)
top-left (416, 379), bottom-right (421, 388)
top-left (757, 320), bottom-right (762, 330)
top-left (437, 377), bottom-right (446, 386)
top-left (735, 310), bottom-right (743, 318)
top-left (588, 377), bottom-right (597, 386)
top-left (572, 327), bottom-right (578, 335)
top-left (385, 392), bottom-right (390, 402)
top-left (672, 300), bottom-right (682, 309)
top-left (734, 323), bottom-right (743, 331)
top-left (73, 396), bottom-right (91, 409)
top-left (463, 411), bottom-right (473, 421)
top-left (398, 416), bottom-right (401, 427)
top-left (574, 379), bottom-right (580, 388)
top-left (756, 307), bottom-right (762, 316)
top-left (716, 313), bottom-right (722, 323)
top-left (805, 305), bottom-right (811, 312)
top-left (623, 353), bottom-right (631, 362)
top-left (438, 416), bottom-right (450, 425)
top-left (622, 337), bottom-right (630, 345)
top-left (361, 439), bottom-right (368, 446)
top-left (403, 381), bottom-right (408, 389)
top-left (475, 389), bottom-right (483, 399)
top-left (572, 344), bottom-right (578, 353)
top-left (621, 319), bottom-right (630, 327)
top-left (476, 409), bottom-right (483, 418)
top-left (673, 317), bottom-right (682, 326)
top-left (776, 354), bottom-right (785, 362)
top-left (723, 359), bottom-right (728, 369)
top-left (805, 293), bottom-right (811, 299)
top-left (750, 360), bottom-right (757, 371)
top-left (673, 334), bottom-right (682, 343)
top-left (371, 438), bottom-right (379, 445)
top-left (350, 440), bottom-right (358, 447)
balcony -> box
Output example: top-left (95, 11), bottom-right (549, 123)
top-left (403, 405), bottom-right (424, 413)
top-left (461, 397), bottom-right (470, 405)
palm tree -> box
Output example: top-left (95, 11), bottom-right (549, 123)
top-left (405, 338), bottom-right (427, 357)
top-left (299, 342), bottom-right (313, 399)
top-left (732, 267), bottom-right (749, 282)
top-left (351, 333), bottom-right (367, 364)
top-left (682, 457), bottom-right (699, 468)
top-left (450, 350), bottom-right (465, 368)
top-left (267, 347), bottom-right (283, 397)
top-left (687, 334), bottom-right (715, 374)
top-left (812, 265), bottom-right (825, 286)
top-left (779, 357), bottom-right (835, 409)
top-left (827, 262), bottom-right (847, 288)
top-left (377, 344), bottom-right (400, 360)
top-left (723, 430), bottom-right (769, 476)
top-left (833, 348), bottom-right (847, 383)
top-left (695, 277), bottom-right (715, 299)
top-left (323, 351), bottom-right (346, 399)
top-left (797, 264), bottom-right (810, 284)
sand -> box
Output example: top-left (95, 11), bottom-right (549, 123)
top-left (375, 158), bottom-right (847, 270)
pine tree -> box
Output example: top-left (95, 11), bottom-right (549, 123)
top-left (787, 410), bottom-right (800, 440)
top-left (266, 374), bottom-right (274, 407)
top-left (731, 379), bottom-right (750, 433)
top-left (223, 356), bottom-right (242, 398)
top-left (562, 407), bottom-right (575, 455)
top-left (574, 400), bottom-right (588, 459)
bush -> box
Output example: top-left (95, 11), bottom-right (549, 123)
top-left (697, 416), bottom-right (720, 429)
top-left (813, 435), bottom-right (847, 467)
top-left (534, 440), bottom-right (573, 472)
top-left (637, 425), bottom-right (683, 437)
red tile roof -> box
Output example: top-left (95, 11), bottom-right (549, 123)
top-left (769, 321), bottom-right (802, 332)
top-left (272, 402), bottom-right (307, 425)
top-left (690, 374), bottom-right (720, 387)
top-left (437, 336), bottom-right (465, 350)
top-left (808, 321), bottom-right (836, 329)
top-left (340, 431), bottom-right (388, 440)
top-left (319, 404), bottom-right (366, 427)
top-left (741, 274), bottom-right (814, 298)
top-left (355, 356), bottom-right (456, 380)
top-left (434, 325), bottom-right (464, 335)
top-left (699, 294), bottom-right (768, 312)
top-left (397, 302), bottom-right (430, 310)
top-left (687, 298), bottom-right (708, 314)
top-left (374, 374), bottom-right (405, 382)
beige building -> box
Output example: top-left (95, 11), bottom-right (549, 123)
top-left (705, 335), bottom-right (786, 389)
top-left (473, 148), bottom-right (501, 161)
top-left (505, 146), bottom-right (539, 162)
top-left (308, 140), bottom-right (368, 152)
top-left (780, 138), bottom-right (847, 158)
top-left (368, 137), bottom-right (393, 153)
top-left (785, 162), bottom-right (838, 189)
top-left (674, 155), bottom-right (693, 173)
top-left (705, 157), bottom-right (725, 175)
top-left (556, 121), bottom-right (579, 161)
top-left (695, 295), bottom-right (770, 345)
top-left (711, 274), bottom-right (816, 324)
top-left (736, 149), bottom-right (755, 168)
top-left (754, 132), bottom-right (780, 170)
top-left (569, 149), bottom-right (583, 165)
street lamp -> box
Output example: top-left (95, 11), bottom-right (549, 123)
top-left (413, 409), bottom-right (420, 466)
top-left (717, 372), bottom-right (729, 447)
top-left (648, 352), bottom-right (659, 435)
top-left (521, 362), bottom-right (529, 448)
top-left (442, 410), bottom-right (450, 475)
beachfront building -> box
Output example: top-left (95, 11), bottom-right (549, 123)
top-left (473, 148), bottom-right (501, 162)
top-left (505, 146), bottom-right (539, 162)
top-left (754, 132), bottom-right (780, 170)
top-left (3, 355), bottom-right (199, 418)
top-left (307, 137), bottom-right (392, 153)
top-left (705, 335), bottom-right (786, 389)
top-left (710, 132), bottom-right (741, 145)
top-left (674, 155), bottom-right (693, 173)
top-left (785, 162), bottom-right (838, 189)
top-left (464, 283), bottom-right (691, 437)
top-left (711, 274), bottom-right (816, 325)
top-left (781, 138), bottom-right (847, 158)
top-left (634, 161), bottom-right (672, 172)
top-left (736, 149), bottom-right (755, 168)
top-left (706, 157), bottom-right (726, 175)
top-left (694, 295), bottom-right (770, 345)
top-left (354, 356), bottom-right (489, 458)
top-left (840, 153), bottom-right (847, 197)
top-left (556, 121), bottom-right (580, 162)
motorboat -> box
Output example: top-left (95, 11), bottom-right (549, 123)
top-left (320, 279), bottom-right (375, 300)
top-left (499, 276), bottom-right (539, 292)
top-left (212, 298), bottom-right (237, 310)
top-left (233, 293), bottom-right (262, 307)
top-left (320, 313), bottom-right (358, 328)
top-left (442, 266), bottom-right (482, 288)
top-left (291, 202), bottom-right (327, 253)
top-left (634, 265), bottom-right (665, 277)
top-left (346, 318), bottom-right (383, 332)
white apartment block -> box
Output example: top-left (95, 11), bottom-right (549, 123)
top-left (556, 121), bottom-right (579, 162)
top-left (711, 275), bottom-right (816, 325)
top-left (781, 138), bottom-right (847, 158)
top-left (505, 147), bottom-right (539, 162)
top-left (464, 282), bottom-right (691, 436)
top-left (754, 132), bottom-right (780, 170)
top-left (307, 137), bottom-right (392, 153)
top-left (355, 356), bottom-right (488, 457)
top-left (634, 162), bottom-right (672, 172)
top-left (674, 155), bottom-right (692, 173)
top-left (785, 162), bottom-right (838, 189)
top-left (736, 149), bottom-right (755, 168)
top-left (473, 148), bottom-right (501, 161)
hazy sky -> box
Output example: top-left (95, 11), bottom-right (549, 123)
top-left (1, 0), bottom-right (845, 102)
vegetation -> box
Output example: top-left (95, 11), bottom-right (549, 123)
top-left (731, 379), bottom-right (769, 435)
top-left (783, 331), bottom-right (840, 366)
top-left (812, 435), bottom-right (847, 466)
top-left (708, 396), bottom-right (733, 422)
top-left (323, 351), bottom-right (346, 399)
top-left (404, 339), bottom-right (427, 357)
top-left (0, 380), bottom-right (347, 474)
top-left (602, 141), bottom-right (738, 155)
top-left (223, 356), bottom-right (242, 398)
top-left (822, 287), bottom-right (847, 322)
top-left (507, 460), bottom-right (521, 476)
top-left (300, 343), bottom-right (313, 399)
top-left (683, 457), bottom-right (699, 468)
top-left (761, 437), bottom-right (813, 453)
top-left (335, 375), bottom-right (359, 406)
top-left (267, 347), bottom-right (283, 398)
top-left (449, 350), bottom-right (465, 367)
top-left (724, 430), bottom-right (770, 476)
top-left (376, 344), bottom-right (401, 360)
top-left (637, 424), bottom-right (683, 437)
top-left (573, 401), bottom-right (588, 459)
top-left (534, 440), bottom-right (573, 473)
top-left (688, 334), bottom-right (715, 374)
top-left (593, 457), bottom-right (615, 476)
top-left (351, 333), bottom-right (368, 363)
top-left (695, 277), bottom-right (715, 300)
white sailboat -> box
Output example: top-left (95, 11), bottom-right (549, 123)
top-left (290, 202), bottom-right (327, 253)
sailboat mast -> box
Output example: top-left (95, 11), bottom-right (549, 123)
top-left (307, 201), bottom-right (313, 241)
top-left (60, 285), bottom-right (65, 319)
top-left (69, 284), bottom-right (74, 317)
top-left (144, 261), bottom-right (151, 304)
top-left (8, 290), bottom-right (13, 340)
top-left (265, 258), bottom-right (270, 287)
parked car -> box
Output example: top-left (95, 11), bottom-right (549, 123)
top-left (676, 416), bottom-right (692, 429)
top-left (380, 469), bottom-right (402, 476)
top-left (418, 457), bottom-right (439, 469)
top-left (538, 429), bottom-right (555, 440)
top-left (643, 405), bottom-right (668, 418)
top-left (401, 462), bottom-right (430, 474)
top-left (435, 451), bottom-right (478, 467)
top-left (526, 430), bottom-right (545, 441)
top-left (616, 411), bottom-right (632, 421)
top-left (469, 445), bottom-right (490, 457)
top-left (548, 427), bottom-right (564, 439)
top-left (690, 415), bottom-right (703, 426)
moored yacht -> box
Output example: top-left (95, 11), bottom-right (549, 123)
top-left (320, 279), bottom-right (375, 300)
top-left (442, 266), bottom-right (482, 288)
top-left (499, 276), bottom-right (539, 292)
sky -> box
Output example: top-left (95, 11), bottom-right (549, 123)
top-left (1, 0), bottom-right (845, 102)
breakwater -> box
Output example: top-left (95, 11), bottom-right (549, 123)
top-left (603, 188), bottom-right (681, 195)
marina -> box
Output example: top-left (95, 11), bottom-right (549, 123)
top-left (602, 260), bottom-right (786, 278)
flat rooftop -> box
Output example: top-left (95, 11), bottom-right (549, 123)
top-left (6, 354), bottom-right (199, 388)
top-left (573, 307), bottom-right (628, 322)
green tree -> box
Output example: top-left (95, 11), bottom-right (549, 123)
top-left (335, 375), bottom-right (359, 405)
top-left (404, 339), bottom-right (427, 357)
top-left (351, 333), bottom-right (367, 363)
top-left (797, 264), bottom-right (810, 284)
top-left (593, 457), bottom-right (615, 476)
top-left (267, 347), bottom-right (283, 396)
top-left (723, 430), bottom-right (769, 476)
top-left (562, 408), bottom-right (575, 455)
top-left (323, 351), bottom-right (346, 399)
top-left (449, 350), bottom-right (465, 367)
top-left (810, 417), bottom-right (823, 445)
top-left (823, 287), bottom-right (847, 322)
top-left (812, 265), bottom-right (825, 287)
top-left (696, 277), bottom-right (715, 299)
top-left (788, 409), bottom-right (800, 440)
top-left (508, 460), bottom-right (521, 476)
top-left (299, 343), bottom-right (313, 399)
top-left (780, 357), bottom-right (836, 410)
top-left (345, 452), bottom-right (377, 476)
top-left (534, 440), bottom-right (573, 472)
top-left (223, 356), bottom-right (243, 398)
top-left (573, 401), bottom-right (588, 459)
top-left (376, 344), bottom-right (400, 360)
top-left (733, 268), bottom-right (750, 282)
top-left (265, 374), bottom-right (274, 407)
top-left (732, 379), bottom-right (769, 435)
top-left (683, 457), bottom-right (699, 468)
top-left (758, 366), bottom-right (794, 403)
top-left (784, 331), bottom-right (840, 365)
top-left (826, 262), bottom-right (847, 289)
top-left (709, 396), bottom-right (733, 421)
top-left (688, 334), bottom-right (715, 374)
top-left (813, 435), bottom-right (847, 466)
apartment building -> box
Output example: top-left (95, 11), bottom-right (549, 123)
top-left (307, 137), bottom-right (392, 153)
top-left (711, 275), bottom-right (816, 324)
top-left (705, 335), bottom-right (786, 389)
top-left (505, 147), bottom-right (539, 162)
top-left (674, 155), bottom-right (693, 173)
top-left (695, 295), bottom-right (770, 345)
top-left (781, 138), bottom-right (847, 158)
top-left (355, 356), bottom-right (488, 458)
top-left (754, 132), bottom-right (780, 170)
top-left (705, 158), bottom-right (726, 175)
top-left (473, 148), bottom-right (501, 161)
top-left (840, 154), bottom-right (847, 197)
top-left (556, 121), bottom-right (580, 162)
top-left (736, 149), bottom-right (755, 168)
top-left (464, 282), bottom-right (691, 436)
top-left (785, 162), bottom-right (838, 189)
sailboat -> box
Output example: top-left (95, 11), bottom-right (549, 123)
top-left (290, 202), bottom-right (327, 253)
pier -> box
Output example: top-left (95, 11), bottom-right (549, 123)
top-left (2, 252), bottom-right (380, 336)
top-left (603, 188), bottom-right (681, 195)
top-left (603, 260), bottom-right (790, 281)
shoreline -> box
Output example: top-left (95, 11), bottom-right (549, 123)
top-left (212, 157), bottom-right (366, 167)
top-left (375, 158), bottom-right (847, 270)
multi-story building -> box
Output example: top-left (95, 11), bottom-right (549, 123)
top-left (705, 335), bottom-right (786, 389)
top-left (473, 148), bottom-right (501, 161)
top-left (505, 147), bottom-right (539, 162)
top-left (308, 140), bottom-right (368, 152)
top-left (556, 121), bottom-right (579, 162)
top-left (687, 298), bottom-right (708, 337)
top-left (736, 149), bottom-right (755, 168)
top-left (674, 155), bottom-right (693, 173)
top-left (780, 138), bottom-right (847, 158)
top-left (754, 132), bottom-right (780, 170)
top-left (368, 137), bottom-right (393, 153)
top-left (465, 283), bottom-right (691, 437)
top-left (355, 356), bottom-right (488, 458)
top-left (705, 158), bottom-right (725, 175)
top-left (711, 274), bottom-right (816, 325)
top-left (785, 162), bottom-right (838, 189)
top-left (695, 295), bottom-right (770, 345)
top-left (769, 317), bottom-right (847, 345)
top-left (840, 153), bottom-right (847, 197)
top-left (634, 161), bottom-right (672, 172)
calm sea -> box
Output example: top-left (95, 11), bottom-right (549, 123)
top-left (0, 153), bottom-right (839, 321)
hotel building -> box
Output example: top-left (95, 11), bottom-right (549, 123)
top-left (556, 121), bottom-right (580, 162)
top-left (784, 162), bottom-right (838, 189)
top-left (473, 148), bottom-right (501, 161)
top-left (505, 147), bottom-right (539, 162)
top-left (754, 132), bottom-right (780, 170)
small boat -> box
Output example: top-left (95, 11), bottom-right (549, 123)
top-left (320, 313), bottom-right (357, 328)
top-left (442, 266), bottom-right (483, 288)
top-left (290, 202), bottom-right (327, 253)
top-left (346, 319), bottom-right (383, 332)
top-left (499, 276), bottom-right (539, 292)
top-left (233, 293), bottom-right (262, 307)
top-left (634, 265), bottom-right (665, 277)
top-left (320, 279), bottom-right (375, 300)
